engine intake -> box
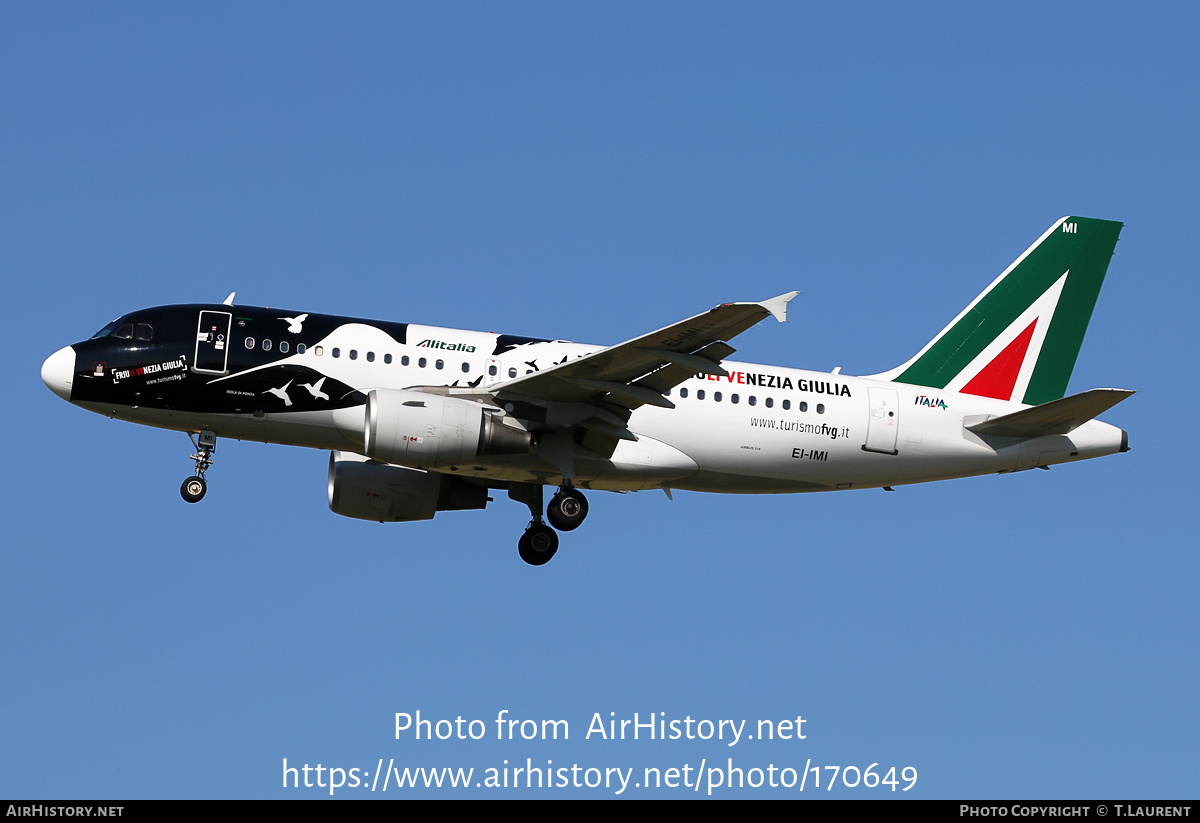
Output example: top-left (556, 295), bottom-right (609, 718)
top-left (364, 389), bottom-right (531, 468)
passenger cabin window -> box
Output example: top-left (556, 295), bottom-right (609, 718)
top-left (349, 349), bottom-right (357, 360)
top-left (799, 401), bottom-right (808, 412)
top-left (244, 337), bottom-right (255, 349)
top-left (313, 345), bottom-right (322, 356)
top-left (402, 356), bottom-right (410, 366)
top-left (418, 357), bottom-right (427, 368)
top-left (680, 388), bottom-right (688, 398)
top-left (697, 389), bottom-right (706, 400)
top-left (332, 348), bottom-right (341, 358)
top-left (384, 353), bottom-right (392, 364)
top-left (461, 362), bottom-right (469, 373)
top-left (435, 359), bottom-right (443, 370)
top-left (765, 397), bottom-right (773, 408)
top-left (783, 400), bottom-right (791, 410)
top-left (262, 339), bottom-right (272, 351)
top-left (367, 352), bottom-right (375, 362)
top-left (279, 341), bottom-right (289, 353)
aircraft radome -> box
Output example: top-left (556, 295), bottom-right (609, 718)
top-left (41, 216), bottom-right (1132, 565)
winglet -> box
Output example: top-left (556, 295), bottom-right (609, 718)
top-left (223, 292), bottom-right (236, 306)
top-left (761, 291), bottom-right (800, 323)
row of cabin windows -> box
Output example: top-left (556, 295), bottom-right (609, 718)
top-left (244, 338), bottom-right (304, 354)
top-left (236, 336), bottom-right (821, 404)
top-left (242, 337), bottom-right (471, 372)
top-left (238, 336), bottom-right (817, 401)
top-left (489, 365), bottom-right (535, 377)
top-left (666, 387), bottom-right (825, 413)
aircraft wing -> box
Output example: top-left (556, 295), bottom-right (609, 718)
top-left (489, 292), bottom-right (799, 416)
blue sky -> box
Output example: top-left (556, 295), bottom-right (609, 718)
top-left (4, 2), bottom-right (1197, 798)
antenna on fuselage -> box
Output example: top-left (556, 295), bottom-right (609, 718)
top-left (223, 292), bottom-right (236, 306)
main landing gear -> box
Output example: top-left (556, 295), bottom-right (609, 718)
top-left (510, 482), bottom-right (591, 566)
top-left (518, 523), bottom-right (558, 566)
top-left (180, 430), bottom-right (217, 504)
top-left (547, 485), bottom-right (589, 531)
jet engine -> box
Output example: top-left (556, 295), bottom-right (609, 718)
top-left (363, 389), bottom-right (531, 468)
top-left (327, 451), bottom-right (489, 522)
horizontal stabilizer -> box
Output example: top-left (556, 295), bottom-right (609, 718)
top-left (966, 388), bottom-right (1134, 438)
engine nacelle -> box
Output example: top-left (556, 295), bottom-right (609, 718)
top-left (327, 451), bottom-right (489, 522)
top-left (364, 389), bottom-right (531, 468)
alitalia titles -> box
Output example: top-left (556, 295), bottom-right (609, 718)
top-left (416, 339), bottom-right (476, 353)
top-left (696, 370), bottom-right (851, 397)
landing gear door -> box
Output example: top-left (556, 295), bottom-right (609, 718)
top-left (194, 311), bottom-right (232, 374)
top-left (864, 386), bottom-right (899, 455)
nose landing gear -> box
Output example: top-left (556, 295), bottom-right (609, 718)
top-left (181, 430), bottom-right (217, 504)
top-left (180, 475), bottom-right (207, 503)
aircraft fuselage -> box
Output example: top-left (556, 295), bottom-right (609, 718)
top-left (43, 302), bottom-right (1127, 496)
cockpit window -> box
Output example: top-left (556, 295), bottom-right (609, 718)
top-left (90, 318), bottom-right (154, 341)
top-left (91, 319), bottom-right (122, 339)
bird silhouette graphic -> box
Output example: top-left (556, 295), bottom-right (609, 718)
top-left (265, 380), bottom-right (293, 407)
top-left (279, 314), bottom-right (308, 334)
top-left (300, 377), bottom-right (329, 401)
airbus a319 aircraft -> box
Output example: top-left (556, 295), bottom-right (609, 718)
top-left (42, 216), bottom-right (1131, 565)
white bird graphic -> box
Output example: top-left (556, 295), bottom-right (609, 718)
top-left (300, 377), bottom-right (329, 401)
top-left (265, 380), bottom-right (293, 407)
top-left (279, 314), bottom-right (308, 334)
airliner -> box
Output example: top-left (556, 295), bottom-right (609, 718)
top-left (41, 216), bottom-right (1132, 565)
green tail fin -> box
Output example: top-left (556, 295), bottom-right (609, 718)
top-left (874, 216), bottom-right (1123, 405)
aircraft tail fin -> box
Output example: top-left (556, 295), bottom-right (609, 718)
top-left (870, 217), bottom-right (1123, 405)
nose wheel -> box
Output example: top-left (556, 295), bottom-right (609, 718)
top-left (181, 475), bottom-right (207, 503)
top-left (181, 430), bottom-right (217, 504)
